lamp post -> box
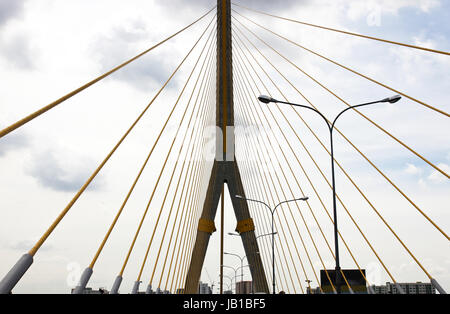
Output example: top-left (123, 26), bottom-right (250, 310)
top-left (234, 230), bottom-right (277, 292)
top-left (221, 265), bottom-right (238, 293)
top-left (237, 264), bottom-right (250, 277)
top-left (218, 274), bottom-right (233, 293)
top-left (235, 194), bottom-right (309, 294)
top-left (258, 94), bottom-right (401, 293)
top-left (237, 264), bottom-right (252, 293)
top-left (224, 252), bottom-right (246, 286)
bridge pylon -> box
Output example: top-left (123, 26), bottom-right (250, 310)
top-left (183, 0), bottom-right (269, 294)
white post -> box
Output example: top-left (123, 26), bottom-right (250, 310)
top-left (0, 254), bottom-right (33, 294)
top-left (110, 275), bottom-right (123, 294)
top-left (72, 267), bottom-right (93, 294)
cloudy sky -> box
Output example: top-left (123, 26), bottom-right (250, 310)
top-left (0, 0), bottom-right (449, 294)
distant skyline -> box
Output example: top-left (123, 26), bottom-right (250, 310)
top-left (0, 0), bottom-right (448, 294)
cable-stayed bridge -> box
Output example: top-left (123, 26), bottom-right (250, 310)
top-left (0, 0), bottom-right (448, 295)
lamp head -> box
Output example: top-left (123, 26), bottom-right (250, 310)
top-left (258, 95), bottom-right (276, 104)
top-left (382, 95), bottom-right (402, 104)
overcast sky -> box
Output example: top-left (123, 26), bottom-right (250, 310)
top-left (0, 0), bottom-right (449, 294)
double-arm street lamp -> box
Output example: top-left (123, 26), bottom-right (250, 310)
top-left (258, 94), bottom-right (401, 293)
top-left (235, 194), bottom-right (309, 294)
top-left (224, 252), bottom-right (248, 285)
top-left (221, 265), bottom-right (238, 293)
top-left (227, 232), bottom-right (273, 294)
top-left (218, 274), bottom-right (233, 293)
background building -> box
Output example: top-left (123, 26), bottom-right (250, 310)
top-left (306, 287), bottom-right (321, 294)
top-left (371, 285), bottom-right (388, 294)
top-left (198, 281), bottom-right (213, 294)
top-left (236, 281), bottom-right (252, 294)
top-left (371, 282), bottom-right (436, 294)
top-left (71, 287), bottom-right (109, 294)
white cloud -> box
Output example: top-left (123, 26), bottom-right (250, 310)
top-left (413, 36), bottom-right (436, 50)
top-left (0, 129), bottom-right (29, 156)
top-left (24, 145), bottom-right (104, 192)
top-left (0, 31), bottom-right (37, 69)
top-left (346, 0), bottom-right (440, 20)
top-left (89, 18), bottom-right (180, 91)
top-left (404, 163), bottom-right (422, 175)
top-left (418, 0), bottom-right (441, 12)
top-left (7, 239), bottom-right (53, 252)
top-left (0, 0), bottom-right (25, 27)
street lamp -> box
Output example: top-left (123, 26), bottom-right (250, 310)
top-left (228, 231), bottom-right (277, 239)
top-left (224, 252), bottom-right (246, 286)
top-left (258, 94), bottom-right (401, 294)
top-left (237, 264), bottom-right (252, 294)
top-left (237, 264), bottom-right (250, 274)
top-left (221, 265), bottom-right (238, 293)
top-left (218, 274), bottom-right (233, 293)
top-left (235, 194), bottom-right (309, 294)
top-left (256, 232), bottom-right (278, 240)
